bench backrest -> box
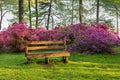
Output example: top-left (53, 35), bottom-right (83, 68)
top-left (25, 40), bottom-right (67, 54)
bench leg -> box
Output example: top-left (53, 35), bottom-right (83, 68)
top-left (27, 58), bottom-right (31, 64)
top-left (64, 56), bottom-right (68, 63)
top-left (45, 58), bottom-right (49, 64)
top-left (62, 56), bottom-right (65, 62)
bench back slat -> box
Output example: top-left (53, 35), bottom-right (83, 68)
top-left (26, 41), bottom-right (64, 45)
top-left (27, 45), bottom-right (64, 50)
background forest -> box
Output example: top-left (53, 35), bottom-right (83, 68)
top-left (0, 0), bottom-right (120, 31)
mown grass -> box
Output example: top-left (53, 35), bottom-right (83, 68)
top-left (0, 48), bottom-right (120, 80)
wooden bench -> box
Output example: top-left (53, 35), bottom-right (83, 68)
top-left (25, 40), bottom-right (70, 64)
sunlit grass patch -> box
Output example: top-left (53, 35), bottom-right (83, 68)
top-left (0, 47), bottom-right (120, 80)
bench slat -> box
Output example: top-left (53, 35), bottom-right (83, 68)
top-left (27, 45), bottom-right (64, 50)
top-left (26, 51), bottom-right (70, 58)
top-left (27, 41), bottom-right (64, 45)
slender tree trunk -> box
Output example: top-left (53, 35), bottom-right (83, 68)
top-left (116, 12), bottom-right (119, 33)
top-left (96, 0), bottom-right (99, 22)
top-left (114, 6), bottom-right (119, 33)
top-left (46, 0), bottom-right (52, 30)
top-left (51, 16), bottom-right (54, 28)
top-left (35, 0), bottom-right (38, 28)
top-left (71, 0), bottom-right (74, 24)
top-left (18, 0), bottom-right (24, 22)
top-left (0, 5), bottom-right (2, 30)
top-left (79, 0), bottom-right (83, 23)
top-left (0, 22), bottom-right (1, 30)
top-left (28, 0), bottom-right (32, 27)
top-left (0, 4), bottom-right (9, 30)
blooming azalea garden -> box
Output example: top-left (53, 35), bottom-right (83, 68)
top-left (0, 22), bottom-right (120, 80)
top-left (0, 22), bottom-right (119, 54)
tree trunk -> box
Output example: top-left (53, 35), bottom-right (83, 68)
top-left (35, 0), bottom-right (38, 28)
top-left (114, 6), bottom-right (119, 34)
top-left (96, 0), bottom-right (99, 22)
top-left (71, 0), bottom-right (74, 24)
top-left (28, 0), bottom-right (32, 27)
top-left (0, 22), bottom-right (1, 30)
top-left (51, 16), bottom-right (54, 28)
top-left (46, 0), bottom-right (52, 30)
top-left (18, 0), bottom-right (24, 22)
top-left (0, 5), bottom-right (2, 30)
top-left (79, 0), bottom-right (83, 23)
top-left (0, 4), bottom-right (9, 30)
top-left (116, 11), bottom-right (119, 33)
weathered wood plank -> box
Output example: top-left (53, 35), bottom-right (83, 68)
top-left (27, 45), bottom-right (64, 50)
top-left (26, 52), bottom-right (70, 58)
top-left (27, 41), bottom-right (64, 45)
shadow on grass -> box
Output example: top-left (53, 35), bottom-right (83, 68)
top-left (1, 47), bottom-right (120, 69)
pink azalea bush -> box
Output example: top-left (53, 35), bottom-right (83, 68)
top-left (1, 22), bottom-right (29, 52)
top-left (0, 22), bottom-right (119, 54)
top-left (58, 23), bottom-right (119, 54)
top-left (0, 31), bottom-right (4, 51)
top-left (67, 23), bottom-right (119, 54)
top-left (0, 22), bottom-right (63, 52)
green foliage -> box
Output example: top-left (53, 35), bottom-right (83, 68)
top-left (101, 0), bottom-right (120, 14)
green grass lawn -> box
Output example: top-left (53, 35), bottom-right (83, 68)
top-left (0, 48), bottom-right (120, 80)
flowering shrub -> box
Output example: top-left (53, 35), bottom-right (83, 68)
top-left (0, 22), bottom-right (64, 52)
top-left (1, 22), bottom-right (29, 52)
top-left (0, 31), bottom-right (4, 51)
top-left (61, 23), bottom-right (87, 44)
top-left (0, 22), bottom-right (119, 54)
top-left (67, 23), bottom-right (119, 54)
